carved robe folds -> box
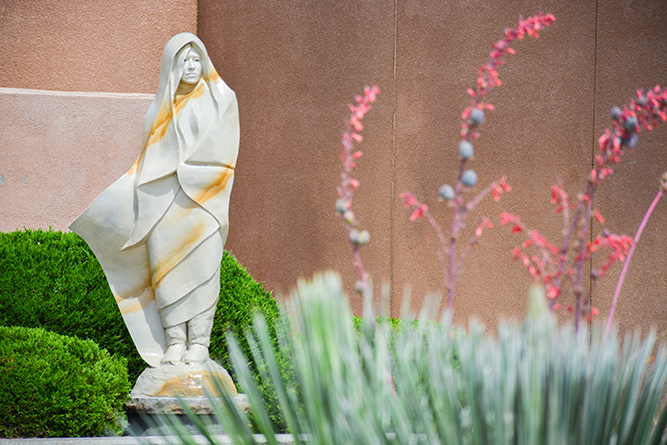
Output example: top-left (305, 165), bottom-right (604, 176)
top-left (71, 33), bottom-right (239, 367)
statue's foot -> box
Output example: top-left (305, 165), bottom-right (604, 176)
top-left (184, 344), bottom-right (209, 364)
top-left (161, 343), bottom-right (186, 365)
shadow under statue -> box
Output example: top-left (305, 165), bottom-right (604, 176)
top-left (70, 33), bottom-right (247, 427)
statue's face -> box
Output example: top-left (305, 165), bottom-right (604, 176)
top-left (180, 47), bottom-right (203, 85)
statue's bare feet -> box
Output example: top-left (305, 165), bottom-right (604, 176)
top-left (161, 343), bottom-right (186, 365)
top-left (184, 344), bottom-right (209, 364)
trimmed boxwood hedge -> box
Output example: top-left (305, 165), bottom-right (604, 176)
top-left (0, 326), bottom-right (130, 438)
top-left (0, 229), bottom-right (279, 381)
top-left (0, 229), bottom-right (289, 430)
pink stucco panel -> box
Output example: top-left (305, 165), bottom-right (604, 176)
top-left (0, 88), bottom-right (153, 232)
top-left (0, 0), bottom-right (197, 94)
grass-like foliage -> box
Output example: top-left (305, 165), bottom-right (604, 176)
top-left (168, 272), bottom-right (667, 444)
top-left (0, 326), bottom-right (131, 438)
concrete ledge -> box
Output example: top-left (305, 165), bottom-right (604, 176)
top-left (0, 87), bottom-right (154, 100)
top-left (0, 434), bottom-right (296, 444)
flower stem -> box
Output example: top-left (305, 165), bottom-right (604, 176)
top-left (551, 182), bottom-right (595, 310)
top-left (604, 188), bottom-right (663, 341)
top-left (353, 248), bottom-right (367, 292)
top-left (466, 176), bottom-right (507, 212)
top-left (448, 162), bottom-right (465, 312)
top-left (423, 210), bottom-right (450, 290)
top-left (574, 196), bottom-right (593, 332)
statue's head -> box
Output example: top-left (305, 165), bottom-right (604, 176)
top-left (177, 44), bottom-right (203, 86)
top-left (139, 32), bottom-right (228, 151)
top-left (153, 33), bottom-right (217, 102)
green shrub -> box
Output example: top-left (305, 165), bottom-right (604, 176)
top-left (210, 243), bottom-right (280, 377)
top-left (0, 326), bottom-right (130, 438)
top-left (0, 229), bottom-right (280, 382)
top-left (210, 239), bottom-right (289, 430)
top-left (0, 230), bottom-right (140, 377)
top-left (0, 229), bottom-right (287, 430)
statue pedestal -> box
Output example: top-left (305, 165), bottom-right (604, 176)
top-left (126, 359), bottom-right (248, 436)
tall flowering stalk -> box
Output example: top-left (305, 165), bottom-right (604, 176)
top-left (604, 172), bottom-right (667, 340)
top-left (401, 13), bottom-right (554, 312)
top-left (336, 86), bottom-right (380, 295)
top-left (502, 86), bottom-right (667, 330)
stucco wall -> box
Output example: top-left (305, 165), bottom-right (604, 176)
top-left (198, 0), bottom-right (667, 332)
top-left (0, 0), bottom-right (197, 93)
top-left (0, 0), bottom-right (665, 334)
top-left (0, 88), bottom-right (152, 230)
top-left (0, 0), bottom-right (196, 277)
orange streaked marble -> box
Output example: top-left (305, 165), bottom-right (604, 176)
top-left (127, 81), bottom-right (206, 175)
top-left (155, 369), bottom-right (238, 397)
top-left (206, 68), bottom-right (220, 83)
top-left (151, 221), bottom-right (207, 288)
top-left (117, 287), bottom-right (156, 315)
top-left (111, 274), bottom-right (153, 302)
top-left (194, 168), bottom-right (234, 204)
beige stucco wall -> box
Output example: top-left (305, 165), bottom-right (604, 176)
top-left (0, 0), bottom-right (197, 93)
top-left (1, 0), bottom-right (665, 335)
top-left (197, 0), bottom-right (667, 333)
top-left (0, 88), bottom-right (152, 231)
top-left (0, 0), bottom-right (196, 263)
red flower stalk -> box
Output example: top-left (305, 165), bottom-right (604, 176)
top-left (337, 86), bottom-right (380, 296)
top-left (505, 86), bottom-right (667, 331)
top-left (501, 209), bottom-right (633, 319)
top-left (604, 172), bottom-right (667, 340)
top-left (401, 13), bottom-right (553, 313)
top-left (461, 12), bottom-right (556, 141)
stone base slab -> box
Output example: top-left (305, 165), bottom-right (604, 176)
top-left (126, 394), bottom-right (249, 415)
top-left (126, 394), bottom-right (249, 436)
top-left (130, 359), bottom-right (238, 398)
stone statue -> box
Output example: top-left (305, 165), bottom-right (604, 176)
top-left (71, 33), bottom-right (239, 372)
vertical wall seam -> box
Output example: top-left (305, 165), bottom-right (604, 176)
top-left (389, 0), bottom-right (398, 313)
top-left (589, 0), bottom-right (600, 324)
top-left (195, 0), bottom-right (201, 39)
